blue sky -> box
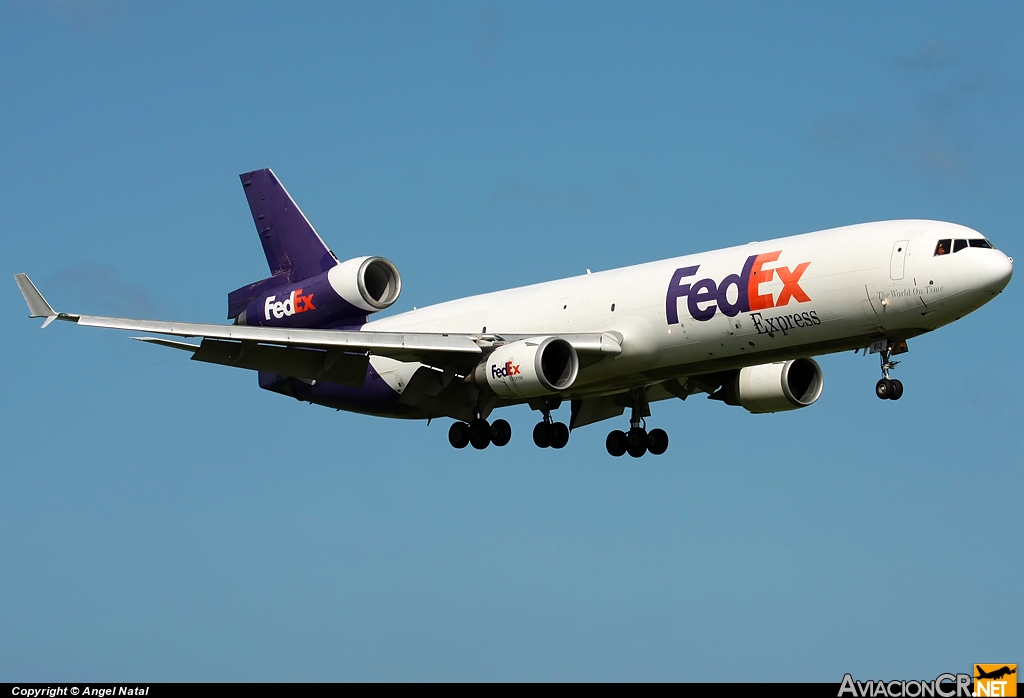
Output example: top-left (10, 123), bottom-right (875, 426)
top-left (2, 1), bottom-right (1021, 681)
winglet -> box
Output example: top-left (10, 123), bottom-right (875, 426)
top-left (14, 273), bottom-right (59, 328)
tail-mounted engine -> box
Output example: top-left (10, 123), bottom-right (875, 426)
top-left (715, 358), bottom-right (824, 413)
top-left (328, 256), bottom-right (402, 312)
top-left (232, 256), bottom-right (401, 328)
top-left (472, 337), bottom-right (579, 399)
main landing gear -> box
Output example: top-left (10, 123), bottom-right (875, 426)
top-left (874, 343), bottom-right (904, 401)
top-left (605, 389), bottom-right (669, 458)
top-left (533, 406), bottom-right (569, 449)
top-left (449, 416), bottom-right (512, 450)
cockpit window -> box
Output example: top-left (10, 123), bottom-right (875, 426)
top-left (935, 238), bottom-right (987, 254)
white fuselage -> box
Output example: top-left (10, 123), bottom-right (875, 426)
top-left (363, 220), bottom-right (1012, 401)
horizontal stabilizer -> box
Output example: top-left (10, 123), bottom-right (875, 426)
top-left (14, 273), bottom-right (58, 327)
top-left (226, 274), bottom-right (290, 320)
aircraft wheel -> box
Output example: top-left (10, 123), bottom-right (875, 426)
top-left (606, 430), bottom-right (627, 457)
top-left (469, 418), bottom-right (491, 450)
top-left (448, 422), bottom-right (470, 449)
top-left (875, 378), bottom-right (893, 400)
top-left (533, 422), bottom-right (552, 448)
top-left (626, 427), bottom-right (648, 458)
top-left (490, 419), bottom-right (512, 447)
top-left (648, 428), bottom-right (669, 456)
top-left (889, 379), bottom-right (904, 400)
top-left (550, 422), bottom-right (570, 449)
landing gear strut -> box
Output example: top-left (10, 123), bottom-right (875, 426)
top-left (875, 343), bottom-right (904, 401)
top-left (448, 416), bottom-right (512, 449)
top-left (533, 401), bottom-right (569, 449)
top-left (606, 389), bottom-right (669, 458)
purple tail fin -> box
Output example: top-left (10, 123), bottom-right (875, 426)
top-left (240, 168), bottom-right (338, 281)
top-left (229, 169), bottom-right (339, 319)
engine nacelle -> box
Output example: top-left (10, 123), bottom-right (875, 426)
top-left (473, 337), bottom-right (579, 399)
top-left (327, 255), bottom-right (402, 312)
top-left (728, 358), bottom-right (824, 414)
top-left (235, 256), bottom-right (401, 328)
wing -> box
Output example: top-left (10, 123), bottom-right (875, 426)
top-left (14, 274), bottom-right (621, 382)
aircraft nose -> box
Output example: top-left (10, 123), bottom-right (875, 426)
top-left (982, 251), bottom-right (1013, 295)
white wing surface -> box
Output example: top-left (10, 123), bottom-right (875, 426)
top-left (14, 274), bottom-right (620, 381)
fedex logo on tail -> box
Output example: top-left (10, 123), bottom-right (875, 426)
top-left (491, 361), bottom-right (521, 379)
top-left (264, 289), bottom-right (316, 320)
top-left (666, 251), bottom-right (810, 323)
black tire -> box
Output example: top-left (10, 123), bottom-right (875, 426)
top-left (875, 378), bottom-right (893, 399)
top-left (606, 430), bottom-right (627, 457)
top-left (889, 379), bottom-right (904, 401)
top-left (550, 422), bottom-right (570, 449)
top-left (627, 427), bottom-right (648, 458)
top-left (490, 419), bottom-right (512, 447)
top-left (469, 418), bottom-right (491, 450)
top-left (648, 428), bottom-right (669, 455)
top-left (448, 422), bottom-right (470, 449)
top-left (533, 421), bottom-right (552, 448)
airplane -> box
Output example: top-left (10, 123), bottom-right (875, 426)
top-left (15, 168), bottom-right (1014, 457)
top-left (976, 666), bottom-right (1016, 681)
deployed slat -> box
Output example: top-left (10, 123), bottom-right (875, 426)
top-left (500, 332), bottom-right (622, 355)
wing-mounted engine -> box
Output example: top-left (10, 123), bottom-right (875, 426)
top-left (713, 358), bottom-right (824, 413)
top-left (472, 337), bottom-right (579, 398)
top-left (232, 256), bottom-right (402, 328)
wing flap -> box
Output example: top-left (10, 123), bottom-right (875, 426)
top-left (191, 339), bottom-right (370, 386)
top-left (131, 337), bottom-right (200, 351)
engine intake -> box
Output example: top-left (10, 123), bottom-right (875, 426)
top-left (473, 337), bottom-right (579, 399)
top-left (328, 255), bottom-right (402, 311)
top-left (723, 358), bottom-right (824, 414)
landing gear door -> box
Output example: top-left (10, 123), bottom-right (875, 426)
top-left (890, 240), bottom-right (909, 280)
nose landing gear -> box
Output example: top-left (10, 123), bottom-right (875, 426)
top-left (605, 389), bottom-right (669, 458)
top-left (875, 378), bottom-right (904, 400)
top-left (875, 342), bottom-right (904, 401)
